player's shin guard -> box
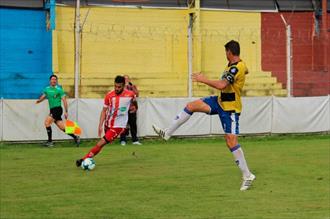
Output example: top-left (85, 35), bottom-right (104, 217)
top-left (230, 144), bottom-right (251, 178)
top-left (166, 107), bottom-right (193, 136)
top-left (83, 145), bottom-right (103, 159)
top-left (46, 126), bottom-right (52, 142)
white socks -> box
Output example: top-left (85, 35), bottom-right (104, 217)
top-left (231, 145), bottom-right (251, 178)
top-left (166, 108), bottom-right (193, 136)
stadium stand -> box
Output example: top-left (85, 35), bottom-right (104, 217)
top-left (58, 72), bottom-right (188, 98)
top-left (1, 0), bottom-right (328, 99)
top-left (54, 6), bottom-right (290, 98)
top-left (193, 71), bottom-right (287, 97)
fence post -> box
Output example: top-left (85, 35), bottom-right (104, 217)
top-left (74, 0), bottom-right (81, 100)
top-left (280, 14), bottom-right (293, 97)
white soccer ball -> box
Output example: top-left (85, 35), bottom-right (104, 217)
top-left (81, 158), bottom-right (96, 171)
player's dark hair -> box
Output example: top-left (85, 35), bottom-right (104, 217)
top-left (49, 74), bottom-right (58, 80)
top-left (115, 75), bottom-right (125, 84)
top-left (225, 40), bottom-right (240, 56)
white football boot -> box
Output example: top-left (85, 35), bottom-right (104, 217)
top-left (240, 173), bottom-right (256, 191)
top-left (152, 124), bottom-right (170, 141)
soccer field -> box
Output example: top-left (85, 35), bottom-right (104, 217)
top-left (0, 135), bottom-right (329, 219)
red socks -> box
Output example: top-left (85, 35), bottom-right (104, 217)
top-left (83, 145), bottom-right (103, 159)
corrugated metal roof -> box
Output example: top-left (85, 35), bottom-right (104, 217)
top-left (0, 0), bottom-right (44, 8)
top-left (56, 0), bottom-right (187, 7)
top-left (0, 0), bottom-right (328, 11)
top-left (201, 0), bottom-right (276, 11)
top-left (276, 0), bottom-right (314, 11)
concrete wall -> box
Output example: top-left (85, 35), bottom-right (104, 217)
top-left (199, 11), bottom-right (261, 74)
top-left (53, 6), bottom-right (263, 97)
top-left (0, 8), bottom-right (52, 99)
top-left (52, 7), bottom-right (329, 98)
top-left (53, 6), bottom-right (188, 97)
top-left (261, 12), bottom-right (330, 97)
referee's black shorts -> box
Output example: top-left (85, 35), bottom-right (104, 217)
top-left (49, 106), bottom-right (63, 121)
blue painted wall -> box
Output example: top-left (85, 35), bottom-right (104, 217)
top-left (0, 8), bottom-right (52, 99)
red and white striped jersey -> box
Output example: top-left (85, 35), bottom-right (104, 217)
top-left (103, 89), bottom-right (136, 129)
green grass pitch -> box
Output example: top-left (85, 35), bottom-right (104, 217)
top-left (0, 134), bottom-right (329, 219)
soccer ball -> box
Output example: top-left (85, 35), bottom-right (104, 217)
top-left (81, 158), bottom-right (96, 171)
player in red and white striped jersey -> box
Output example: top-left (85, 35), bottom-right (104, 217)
top-left (76, 75), bottom-right (136, 167)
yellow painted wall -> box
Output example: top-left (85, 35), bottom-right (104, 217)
top-left (190, 11), bottom-right (262, 96)
top-left (53, 6), bottom-right (266, 97)
top-left (53, 6), bottom-right (188, 97)
top-left (198, 11), bottom-right (261, 76)
top-left (53, 7), bottom-right (75, 75)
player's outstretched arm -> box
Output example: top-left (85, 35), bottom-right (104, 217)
top-left (36, 94), bottom-right (46, 104)
top-left (192, 72), bottom-right (228, 90)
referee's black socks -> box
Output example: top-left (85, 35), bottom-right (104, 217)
top-left (46, 127), bottom-right (52, 142)
top-left (68, 134), bottom-right (77, 140)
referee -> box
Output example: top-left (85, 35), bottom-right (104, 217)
top-left (36, 75), bottom-right (80, 147)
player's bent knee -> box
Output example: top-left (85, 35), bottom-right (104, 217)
top-left (56, 121), bottom-right (65, 129)
top-left (186, 100), bottom-right (209, 113)
top-left (45, 116), bottom-right (54, 126)
top-left (98, 138), bottom-right (108, 147)
top-left (44, 120), bottom-right (52, 127)
top-left (185, 102), bottom-right (195, 112)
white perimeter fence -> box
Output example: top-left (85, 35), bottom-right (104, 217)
top-left (1, 96), bottom-right (329, 141)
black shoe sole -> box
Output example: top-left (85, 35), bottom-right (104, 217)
top-left (76, 159), bottom-right (83, 167)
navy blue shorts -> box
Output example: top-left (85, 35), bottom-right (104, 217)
top-left (201, 96), bottom-right (240, 134)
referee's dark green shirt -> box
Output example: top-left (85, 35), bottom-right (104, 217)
top-left (43, 85), bottom-right (65, 109)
